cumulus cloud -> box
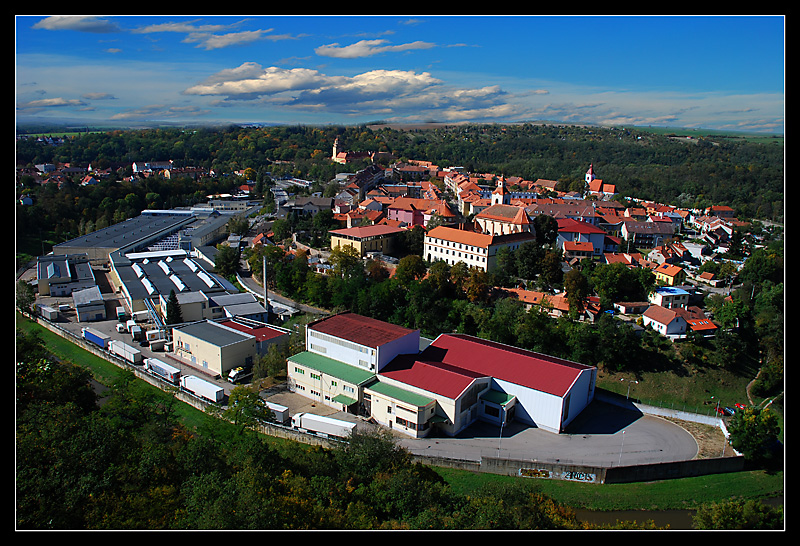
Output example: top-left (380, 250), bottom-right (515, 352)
top-left (315, 39), bottom-right (435, 58)
top-left (183, 62), bottom-right (525, 122)
top-left (31, 16), bottom-right (120, 33)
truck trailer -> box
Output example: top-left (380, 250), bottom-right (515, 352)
top-left (265, 401), bottom-right (289, 424)
top-left (82, 327), bottom-right (111, 349)
top-left (291, 412), bottom-right (356, 439)
top-left (107, 339), bottom-right (143, 364)
top-left (143, 358), bottom-right (181, 384)
top-left (180, 375), bottom-right (224, 403)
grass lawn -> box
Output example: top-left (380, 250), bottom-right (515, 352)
top-left (433, 466), bottom-right (784, 512)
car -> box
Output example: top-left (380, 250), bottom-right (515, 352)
top-left (735, 403), bottom-right (747, 410)
top-left (715, 407), bottom-right (726, 416)
top-left (724, 406), bottom-right (737, 415)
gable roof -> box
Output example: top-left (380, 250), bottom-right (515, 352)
top-left (557, 218), bottom-right (606, 235)
top-left (380, 333), bottom-right (594, 399)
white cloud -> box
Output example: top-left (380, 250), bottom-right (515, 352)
top-left (31, 16), bottom-right (120, 33)
top-left (315, 39), bottom-right (435, 58)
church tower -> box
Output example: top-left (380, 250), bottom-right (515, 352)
top-left (332, 137), bottom-right (340, 160)
top-left (585, 163), bottom-right (595, 185)
top-left (491, 178), bottom-right (510, 206)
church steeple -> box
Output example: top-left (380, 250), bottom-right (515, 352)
top-left (585, 163), bottom-right (595, 185)
top-left (491, 178), bottom-right (510, 205)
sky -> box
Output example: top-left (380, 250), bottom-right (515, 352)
top-left (15, 15), bottom-right (785, 133)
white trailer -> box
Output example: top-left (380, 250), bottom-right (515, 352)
top-left (180, 375), bottom-right (224, 403)
top-left (143, 358), bottom-right (181, 384)
top-left (291, 412), bottom-right (356, 439)
top-left (265, 401), bottom-right (289, 424)
top-left (38, 305), bottom-right (59, 320)
top-left (108, 339), bottom-right (143, 364)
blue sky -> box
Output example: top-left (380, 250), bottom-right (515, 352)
top-left (15, 15), bottom-right (785, 133)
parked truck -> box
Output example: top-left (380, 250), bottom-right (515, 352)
top-left (180, 375), bottom-right (224, 403)
top-left (38, 305), bottom-right (59, 320)
top-left (291, 412), bottom-right (356, 439)
top-left (107, 339), bottom-right (143, 364)
top-left (227, 366), bottom-right (253, 383)
top-left (116, 306), bottom-right (127, 321)
top-left (82, 327), bottom-right (111, 349)
top-left (143, 358), bottom-right (181, 384)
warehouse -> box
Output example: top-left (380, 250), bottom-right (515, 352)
top-left (378, 333), bottom-right (597, 436)
top-left (286, 312), bottom-right (597, 439)
top-left (171, 319), bottom-right (256, 378)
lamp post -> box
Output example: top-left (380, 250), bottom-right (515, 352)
top-left (620, 378), bottom-right (638, 400)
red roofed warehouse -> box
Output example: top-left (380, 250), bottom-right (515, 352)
top-left (287, 312), bottom-right (597, 438)
top-left (378, 334), bottom-right (597, 435)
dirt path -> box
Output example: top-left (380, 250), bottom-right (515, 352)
top-left (662, 417), bottom-right (734, 459)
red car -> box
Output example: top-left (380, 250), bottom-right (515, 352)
top-left (735, 403), bottom-right (747, 410)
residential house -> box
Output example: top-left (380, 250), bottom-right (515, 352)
top-left (556, 218), bottom-right (607, 258)
top-left (642, 305), bottom-right (688, 339)
top-left (654, 263), bottom-right (687, 286)
top-left (621, 220), bottom-right (674, 249)
top-left (649, 286), bottom-right (690, 309)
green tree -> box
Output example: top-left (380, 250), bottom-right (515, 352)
top-left (16, 280), bottom-right (36, 314)
top-left (727, 406), bottom-right (781, 466)
top-left (213, 243), bottom-right (240, 278)
top-left (166, 289), bottom-right (183, 325)
top-left (692, 499), bottom-right (783, 530)
top-left (213, 385), bottom-right (274, 435)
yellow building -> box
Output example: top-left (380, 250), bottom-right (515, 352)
top-left (654, 263), bottom-right (687, 286)
top-left (329, 224), bottom-right (405, 257)
top-left (172, 320), bottom-right (256, 378)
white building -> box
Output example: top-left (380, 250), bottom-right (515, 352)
top-left (424, 225), bottom-right (537, 272)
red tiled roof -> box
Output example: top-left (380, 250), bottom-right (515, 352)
top-left (557, 218), bottom-right (606, 234)
top-left (308, 312), bottom-right (416, 349)
top-left (380, 333), bottom-right (594, 399)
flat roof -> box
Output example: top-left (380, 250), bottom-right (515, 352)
top-left (329, 224), bottom-right (405, 239)
top-left (175, 320), bottom-right (254, 347)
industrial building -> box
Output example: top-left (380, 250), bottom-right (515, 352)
top-left (172, 319), bottom-right (257, 378)
top-left (36, 253), bottom-right (96, 296)
top-left (287, 312), bottom-right (597, 438)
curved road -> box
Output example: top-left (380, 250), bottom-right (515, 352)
top-left (394, 400), bottom-right (699, 467)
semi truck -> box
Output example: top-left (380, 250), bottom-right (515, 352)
top-left (227, 366), bottom-right (253, 383)
top-left (107, 339), bottom-right (143, 364)
top-left (180, 375), bottom-right (224, 403)
top-left (291, 412), bottom-right (356, 439)
top-left (82, 327), bottom-right (111, 349)
top-left (143, 358), bottom-right (181, 384)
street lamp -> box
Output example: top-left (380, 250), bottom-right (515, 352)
top-left (620, 378), bottom-right (638, 399)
